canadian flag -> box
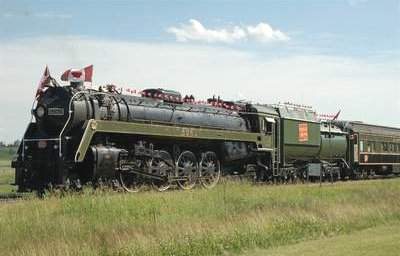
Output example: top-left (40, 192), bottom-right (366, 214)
top-left (61, 65), bottom-right (93, 82)
top-left (36, 65), bottom-right (51, 98)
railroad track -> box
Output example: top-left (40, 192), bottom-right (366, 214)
top-left (0, 193), bottom-right (32, 203)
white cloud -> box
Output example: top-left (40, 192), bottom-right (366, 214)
top-left (247, 23), bottom-right (290, 42)
top-left (0, 36), bottom-right (398, 142)
top-left (167, 19), bottom-right (289, 43)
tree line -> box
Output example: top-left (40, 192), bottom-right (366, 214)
top-left (0, 140), bottom-right (21, 148)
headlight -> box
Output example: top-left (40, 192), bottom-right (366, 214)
top-left (36, 105), bottom-right (46, 118)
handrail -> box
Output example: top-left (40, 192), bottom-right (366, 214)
top-left (58, 90), bottom-right (112, 157)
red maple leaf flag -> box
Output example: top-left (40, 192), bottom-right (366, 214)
top-left (60, 65), bottom-right (93, 82)
top-left (60, 68), bottom-right (71, 81)
top-left (36, 65), bottom-right (51, 98)
top-left (83, 65), bottom-right (93, 82)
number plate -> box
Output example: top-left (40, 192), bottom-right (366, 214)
top-left (48, 108), bottom-right (64, 116)
top-left (38, 140), bottom-right (47, 149)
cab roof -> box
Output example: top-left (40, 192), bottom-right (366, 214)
top-left (250, 105), bottom-right (279, 116)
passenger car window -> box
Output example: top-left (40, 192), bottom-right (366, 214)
top-left (383, 143), bottom-right (388, 152)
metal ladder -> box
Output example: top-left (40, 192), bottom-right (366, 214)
top-left (273, 118), bottom-right (281, 177)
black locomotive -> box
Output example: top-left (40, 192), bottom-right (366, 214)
top-left (12, 72), bottom-right (400, 193)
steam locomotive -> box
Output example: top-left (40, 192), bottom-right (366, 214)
top-left (12, 72), bottom-right (400, 192)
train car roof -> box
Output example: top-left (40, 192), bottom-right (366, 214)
top-left (336, 121), bottom-right (400, 137)
top-left (277, 106), bottom-right (319, 123)
top-left (250, 105), bottom-right (279, 116)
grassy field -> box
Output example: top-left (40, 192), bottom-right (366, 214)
top-left (244, 223), bottom-right (400, 256)
top-left (0, 159), bottom-right (14, 193)
top-left (0, 147), bottom-right (16, 193)
top-left (0, 179), bottom-right (400, 255)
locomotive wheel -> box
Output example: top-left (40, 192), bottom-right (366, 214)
top-left (119, 159), bottom-right (147, 193)
top-left (199, 151), bottom-right (221, 189)
top-left (176, 150), bottom-right (199, 190)
top-left (119, 170), bottom-right (145, 193)
top-left (149, 150), bottom-right (174, 192)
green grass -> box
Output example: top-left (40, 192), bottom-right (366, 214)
top-left (0, 160), bottom-right (11, 168)
top-left (244, 223), bottom-right (400, 256)
top-left (0, 179), bottom-right (400, 255)
top-left (0, 147), bottom-right (16, 193)
top-left (0, 160), bottom-right (14, 193)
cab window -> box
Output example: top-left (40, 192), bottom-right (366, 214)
top-left (263, 117), bottom-right (274, 134)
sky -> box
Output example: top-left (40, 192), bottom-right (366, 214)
top-left (0, 0), bottom-right (399, 142)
